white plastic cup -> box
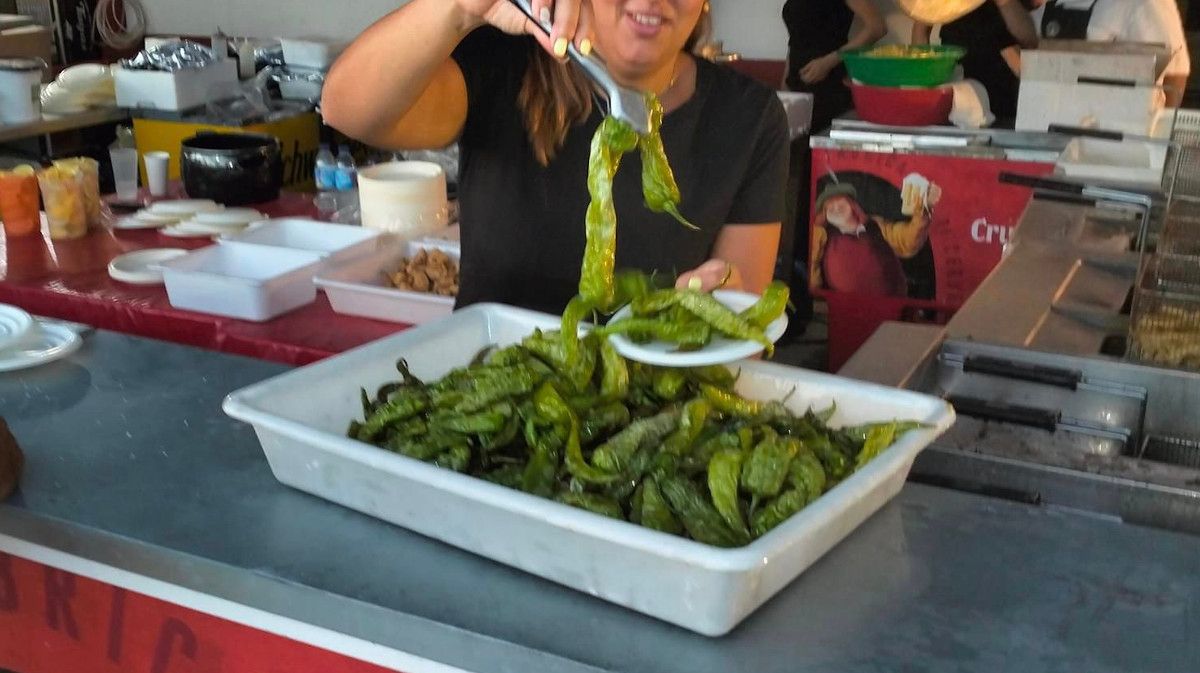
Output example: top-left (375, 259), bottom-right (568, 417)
top-left (356, 161), bottom-right (448, 237)
top-left (144, 151), bottom-right (170, 197)
top-left (109, 147), bottom-right (139, 201)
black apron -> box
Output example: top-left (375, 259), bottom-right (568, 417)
top-left (1040, 0), bottom-right (1097, 40)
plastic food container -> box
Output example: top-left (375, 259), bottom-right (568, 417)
top-left (36, 165), bottom-right (87, 240)
top-left (223, 303), bottom-right (955, 636)
top-left (53, 157), bottom-right (101, 227)
top-left (0, 167), bottom-right (41, 237)
top-left (357, 161), bottom-right (449, 238)
top-left (154, 244), bottom-right (323, 321)
top-left (219, 218), bottom-right (382, 268)
top-left (315, 238), bottom-right (459, 324)
top-left (842, 45), bottom-right (964, 87)
top-left (279, 38), bottom-right (346, 70)
top-left (849, 82), bottom-right (954, 126)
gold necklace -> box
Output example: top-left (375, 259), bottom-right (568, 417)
top-left (656, 57), bottom-right (682, 98)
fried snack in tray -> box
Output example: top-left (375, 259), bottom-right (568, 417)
top-left (388, 248), bottom-right (459, 296)
top-left (1133, 304), bottom-right (1200, 369)
top-left (862, 44), bottom-right (941, 59)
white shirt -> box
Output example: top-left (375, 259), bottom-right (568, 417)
top-left (1030, 0), bottom-right (1190, 77)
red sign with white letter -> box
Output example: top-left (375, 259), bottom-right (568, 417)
top-left (0, 552), bottom-right (401, 673)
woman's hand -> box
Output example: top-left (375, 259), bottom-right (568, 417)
top-left (458, 0), bottom-right (593, 58)
top-left (799, 52), bottom-right (840, 85)
top-left (676, 259), bottom-right (743, 293)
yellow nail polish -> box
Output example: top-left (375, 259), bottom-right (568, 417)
top-left (539, 7), bottom-right (551, 24)
top-left (580, 38), bottom-right (592, 56)
top-left (553, 37), bottom-right (568, 57)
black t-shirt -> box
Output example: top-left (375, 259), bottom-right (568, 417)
top-left (782, 0), bottom-right (853, 88)
top-left (939, 3), bottom-right (1020, 119)
top-left (451, 28), bottom-right (790, 315)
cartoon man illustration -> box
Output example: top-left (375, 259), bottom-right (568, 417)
top-left (810, 175), bottom-right (942, 297)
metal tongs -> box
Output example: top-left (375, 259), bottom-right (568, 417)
top-left (507, 0), bottom-right (651, 134)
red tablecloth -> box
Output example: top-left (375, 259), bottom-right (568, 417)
top-left (0, 191), bottom-right (407, 365)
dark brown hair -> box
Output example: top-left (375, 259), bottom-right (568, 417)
top-left (518, 11), bottom-right (713, 165)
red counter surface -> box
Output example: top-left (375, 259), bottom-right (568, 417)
top-left (0, 190), bottom-right (405, 366)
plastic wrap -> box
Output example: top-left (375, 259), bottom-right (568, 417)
top-left (121, 42), bottom-right (217, 72)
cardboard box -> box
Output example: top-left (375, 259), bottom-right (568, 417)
top-left (0, 24), bottom-right (52, 81)
top-left (115, 60), bottom-right (239, 112)
top-left (132, 111), bottom-right (320, 190)
top-left (1016, 41), bottom-right (1170, 135)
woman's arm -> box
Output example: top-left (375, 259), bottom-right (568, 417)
top-left (676, 224), bottom-right (782, 294)
top-left (321, 0), bottom-right (585, 150)
top-left (994, 0), bottom-right (1038, 49)
top-left (1001, 45), bottom-right (1021, 77)
top-left (911, 21), bottom-right (933, 46)
top-left (798, 0), bottom-right (886, 84)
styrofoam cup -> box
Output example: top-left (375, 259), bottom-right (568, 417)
top-left (356, 161), bottom-right (448, 238)
top-left (144, 151), bottom-right (170, 197)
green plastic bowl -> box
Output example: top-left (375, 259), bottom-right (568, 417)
top-left (842, 45), bottom-right (966, 87)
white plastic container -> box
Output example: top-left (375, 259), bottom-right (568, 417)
top-left (155, 244), bottom-right (322, 321)
top-left (114, 59), bottom-right (238, 111)
top-left (280, 37), bottom-right (345, 70)
top-left (219, 218), bottom-right (382, 265)
top-left (0, 58), bottom-right (44, 124)
top-left (315, 238), bottom-right (459, 325)
top-left (223, 304), bottom-right (956, 636)
top-left (1056, 137), bottom-right (1169, 189)
top-left (356, 161), bottom-right (449, 237)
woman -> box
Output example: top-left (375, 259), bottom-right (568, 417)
top-left (322, 0), bottom-right (789, 315)
top-left (781, 0), bottom-right (886, 133)
top-left (911, 0), bottom-right (1038, 122)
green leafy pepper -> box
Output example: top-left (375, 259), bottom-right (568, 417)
top-left (579, 116), bottom-right (639, 309)
top-left (739, 280), bottom-right (790, 329)
top-left (677, 290), bottom-right (774, 356)
top-left (556, 492), bottom-right (625, 519)
top-left (591, 407), bottom-right (681, 473)
top-left (638, 93), bottom-right (696, 230)
top-left (640, 477), bottom-right (683, 535)
top-left (741, 434), bottom-right (799, 508)
top-left (855, 421), bottom-right (899, 470)
top-left (751, 489), bottom-right (807, 537)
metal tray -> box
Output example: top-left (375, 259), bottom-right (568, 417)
top-left (223, 304), bottom-right (954, 636)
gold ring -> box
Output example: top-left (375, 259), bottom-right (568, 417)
top-left (716, 263), bottom-right (733, 289)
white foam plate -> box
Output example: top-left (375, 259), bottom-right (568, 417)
top-left (193, 208), bottom-right (265, 226)
top-left (0, 304), bottom-right (34, 352)
top-left (134, 210), bottom-right (183, 225)
top-left (113, 215), bottom-right (169, 230)
top-left (108, 248), bottom-right (189, 285)
top-left (149, 200), bottom-right (222, 216)
top-left (0, 322), bottom-right (83, 373)
top-left (607, 290), bottom-right (788, 367)
top-left (162, 221), bottom-right (252, 238)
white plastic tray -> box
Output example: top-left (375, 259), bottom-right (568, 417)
top-left (219, 218), bottom-right (383, 265)
top-left (224, 304), bottom-right (955, 635)
top-left (155, 244), bottom-right (323, 322)
top-left (1056, 137), bottom-right (1168, 188)
top-left (314, 238), bottom-right (460, 325)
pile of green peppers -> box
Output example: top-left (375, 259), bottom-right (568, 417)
top-left (348, 340), bottom-right (924, 547)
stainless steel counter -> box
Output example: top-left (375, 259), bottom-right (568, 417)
top-left (2, 330), bottom-right (1199, 672)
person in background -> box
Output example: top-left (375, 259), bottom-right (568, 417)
top-left (911, 0), bottom-right (1038, 122)
top-left (322, 0), bottom-right (789, 315)
top-left (781, 0), bottom-right (886, 133)
top-left (1028, 0), bottom-right (1190, 107)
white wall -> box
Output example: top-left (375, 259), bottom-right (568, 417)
top-left (141, 0), bottom-right (913, 59)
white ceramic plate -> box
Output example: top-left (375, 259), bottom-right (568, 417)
top-left (607, 290), bottom-right (788, 367)
top-left (108, 248), bottom-right (189, 285)
top-left (0, 304), bottom-right (34, 353)
top-left (0, 322), bottom-right (83, 373)
top-left (149, 200), bottom-right (222, 216)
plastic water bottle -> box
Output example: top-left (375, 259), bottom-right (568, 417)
top-left (335, 146), bottom-right (357, 191)
top-left (314, 143), bottom-right (336, 192)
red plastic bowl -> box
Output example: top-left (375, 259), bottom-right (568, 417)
top-left (849, 82), bottom-right (953, 127)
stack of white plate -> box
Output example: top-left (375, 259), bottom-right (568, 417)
top-left (113, 199), bottom-right (225, 232)
top-left (162, 208), bottom-right (266, 239)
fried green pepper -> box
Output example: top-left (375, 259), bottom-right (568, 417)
top-left (598, 337), bottom-right (629, 401)
top-left (738, 281), bottom-right (790, 330)
top-left (639, 94), bottom-right (696, 230)
top-left (579, 116), bottom-right (639, 309)
top-left (788, 447), bottom-right (827, 503)
top-left (434, 401), bottom-right (514, 434)
top-left (598, 316), bottom-right (710, 346)
top-left (741, 434), bottom-right (799, 508)
top-left (522, 424), bottom-right (562, 497)
top-left (580, 402), bottom-right (631, 445)
top-left (453, 365), bottom-right (544, 414)
top-left (482, 464), bottom-right (525, 490)
top-left (591, 407), bottom-right (681, 473)
top-left (751, 489), bottom-right (807, 537)
top-left (640, 477), bottom-right (683, 535)
top-left (685, 365), bottom-right (737, 388)
top-left (434, 444), bottom-right (471, 472)
top-left (707, 449), bottom-right (750, 538)
top-left (534, 382), bottom-right (620, 485)
top-left (660, 476), bottom-right (749, 547)
top-left (651, 368), bottom-right (688, 401)
top-left (612, 269), bottom-right (653, 307)
top-left (842, 420), bottom-right (925, 445)
top-left (356, 390), bottom-right (428, 442)
top-left (631, 289), bottom-right (680, 316)
top-left (661, 398), bottom-right (711, 456)
top-left (556, 492), bottom-right (625, 520)
top-left (855, 421), bottom-right (899, 470)
top-left (677, 290), bottom-right (774, 356)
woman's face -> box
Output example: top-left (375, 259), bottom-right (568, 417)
top-left (590, 0), bottom-right (705, 81)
